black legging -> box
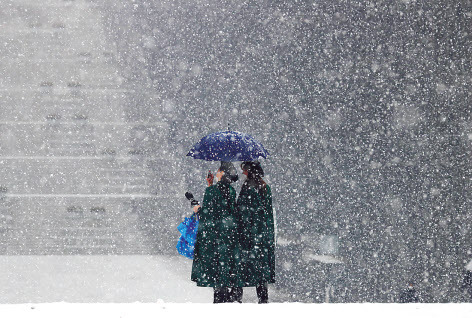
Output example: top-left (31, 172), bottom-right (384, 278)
top-left (213, 287), bottom-right (229, 303)
top-left (256, 284), bottom-right (269, 303)
top-left (214, 284), bottom-right (268, 303)
top-left (213, 287), bottom-right (244, 303)
top-left (229, 284), bottom-right (268, 303)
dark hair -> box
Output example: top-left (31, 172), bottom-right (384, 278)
top-left (241, 161), bottom-right (264, 177)
top-left (219, 161), bottom-right (238, 183)
top-left (241, 161), bottom-right (267, 196)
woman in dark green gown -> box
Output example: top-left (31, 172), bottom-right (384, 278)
top-left (190, 161), bottom-right (241, 303)
top-left (235, 161), bottom-right (275, 303)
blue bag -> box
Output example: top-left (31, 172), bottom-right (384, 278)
top-left (176, 213), bottom-right (199, 259)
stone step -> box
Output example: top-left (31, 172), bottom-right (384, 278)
top-left (1, 236), bottom-right (165, 254)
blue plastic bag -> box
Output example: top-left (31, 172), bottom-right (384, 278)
top-left (176, 213), bottom-right (199, 259)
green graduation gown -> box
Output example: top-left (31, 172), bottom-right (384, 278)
top-left (191, 181), bottom-right (241, 287)
top-left (237, 184), bottom-right (276, 286)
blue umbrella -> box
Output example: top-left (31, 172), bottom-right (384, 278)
top-left (187, 130), bottom-right (269, 162)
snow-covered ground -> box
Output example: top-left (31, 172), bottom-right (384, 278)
top-left (0, 255), bottom-right (211, 303)
top-left (0, 255), bottom-right (472, 318)
top-left (1, 303), bottom-right (472, 318)
top-left (0, 256), bottom-right (471, 317)
top-left (0, 255), bottom-right (273, 303)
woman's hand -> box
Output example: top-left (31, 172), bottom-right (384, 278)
top-left (193, 205), bottom-right (201, 213)
top-left (206, 171), bottom-right (214, 187)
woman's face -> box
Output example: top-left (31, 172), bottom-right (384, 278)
top-left (241, 164), bottom-right (249, 176)
top-left (216, 169), bottom-right (224, 181)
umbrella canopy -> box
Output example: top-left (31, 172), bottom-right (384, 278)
top-left (187, 131), bottom-right (269, 162)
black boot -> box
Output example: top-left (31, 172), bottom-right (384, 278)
top-left (256, 283), bottom-right (268, 304)
top-left (229, 287), bottom-right (243, 303)
top-left (213, 287), bottom-right (229, 303)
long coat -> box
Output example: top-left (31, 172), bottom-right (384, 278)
top-left (236, 184), bottom-right (276, 286)
top-left (191, 181), bottom-right (241, 287)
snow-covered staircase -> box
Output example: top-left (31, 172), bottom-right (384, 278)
top-left (0, 0), bottom-right (182, 255)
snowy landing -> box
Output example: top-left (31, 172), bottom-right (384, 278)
top-left (1, 256), bottom-right (471, 318)
top-left (0, 255), bottom-right (212, 303)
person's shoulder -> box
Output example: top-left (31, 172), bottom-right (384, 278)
top-left (205, 185), bottom-right (218, 195)
top-left (207, 184), bottom-right (218, 190)
top-left (262, 184), bottom-right (272, 201)
top-left (242, 186), bottom-right (261, 199)
top-left (239, 184), bottom-right (252, 194)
